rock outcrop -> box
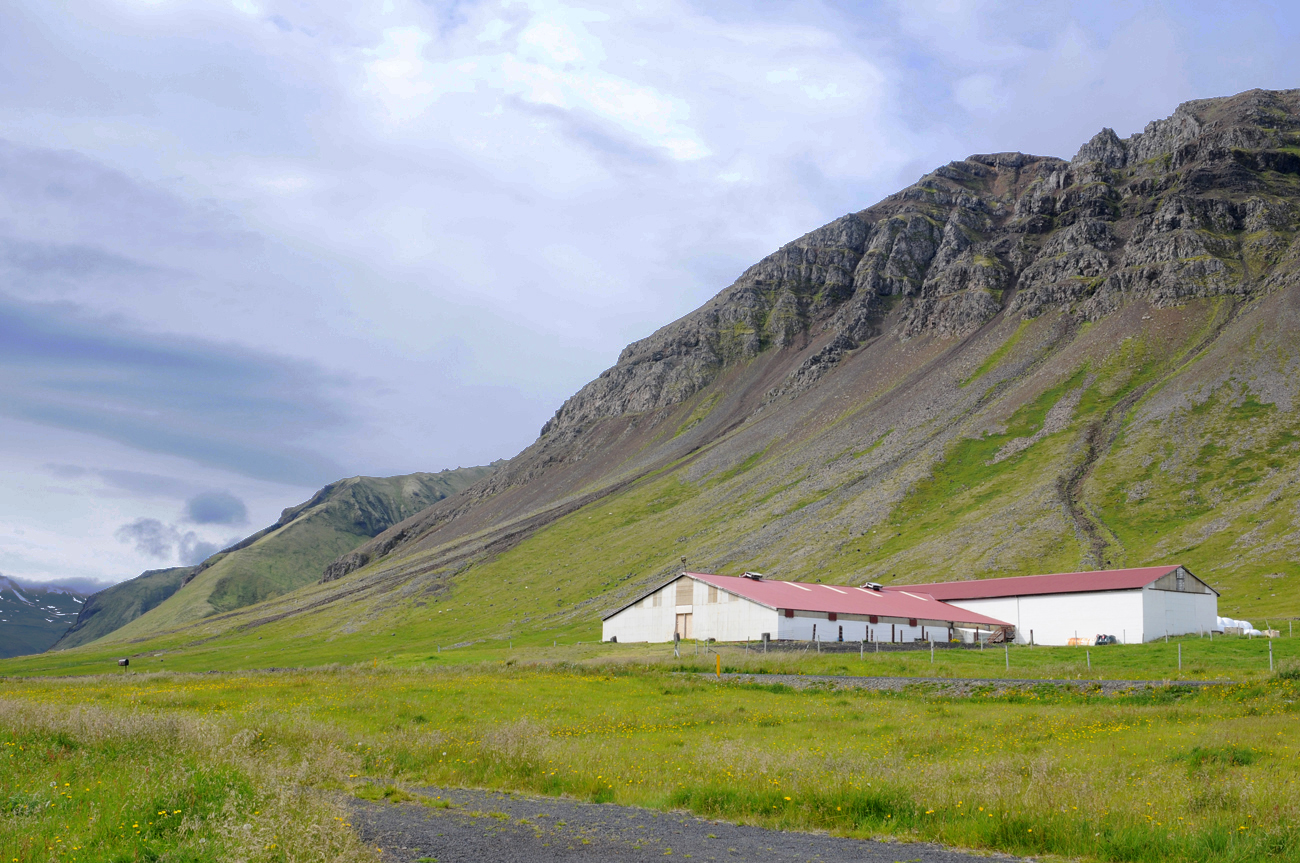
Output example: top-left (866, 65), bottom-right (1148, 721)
top-left (526, 89), bottom-right (1300, 449)
top-left (325, 88), bottom-right (1300, 585)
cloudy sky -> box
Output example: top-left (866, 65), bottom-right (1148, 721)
top-left (2, 0), bottom-right (1297, 587)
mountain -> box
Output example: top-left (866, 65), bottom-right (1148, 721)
top-left (308, 88), bottom-right (1300, 619)
top-left (52, 466), bottom-right (499, 649)
top-left (27, 87), bottom-right (1300, 665)
top-left (50, 566), bottom-right (194, 651)
top-left (0, 576), bottom-right (91, 658)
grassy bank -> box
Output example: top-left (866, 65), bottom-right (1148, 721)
top-left (0, 697), bottom-right (374, 863)
top-left (4, 660), bottom-right (1300, 862)
top-left (5, 627), bottom-right (1295, 683)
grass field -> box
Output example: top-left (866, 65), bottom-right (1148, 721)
top-left (4, 639), bottom-right (1300, 863)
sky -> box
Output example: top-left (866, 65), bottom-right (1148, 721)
top-left (2, 0), bottom-right (1298, 588)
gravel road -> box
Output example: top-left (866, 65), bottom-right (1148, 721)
top-left (352, 786), bottom-right (1021, 863)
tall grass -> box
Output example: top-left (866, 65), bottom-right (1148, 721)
top-left (5, 664), bottom-right (1300, 863)
top-left (0, 696), bottom-right (375, 863)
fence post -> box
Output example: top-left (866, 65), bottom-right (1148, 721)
top-left (1270, 638), bottom-right (1274, 672)
top-left (930, 641), bottom-right (934, 664)
top-left (1005, 643), bottom-right (1009, 671)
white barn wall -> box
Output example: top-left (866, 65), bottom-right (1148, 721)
top-left (601, 581), bottom-right (679, 643)
top-left (947, 592), bottom-right (1147, 645)
top-left (690, 589), bottom-right (781, 642)
top-left (1142, 585), bottom-right (1218, 642)
top-left (775, 613), bottom-right (949, 643)
top-left (604, 576), bottom-right (979, 644)
top-left (602, 577), bottom-right (781, 643)
top-left (947, 588), bottom-right (1218, 645)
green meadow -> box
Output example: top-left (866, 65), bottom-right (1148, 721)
top-left (4, 638), bottom-right (1300, 863)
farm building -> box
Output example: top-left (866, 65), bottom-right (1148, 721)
top-left (886, 565), bottom-right (1219, 646)
top-left (601, 571), bottom-right (1011, 644)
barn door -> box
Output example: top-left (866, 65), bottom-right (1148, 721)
top-left (675, 613), bottom-right (693, 639)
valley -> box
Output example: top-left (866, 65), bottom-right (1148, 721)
top-left (8, 87), bottom-right (1300, 863)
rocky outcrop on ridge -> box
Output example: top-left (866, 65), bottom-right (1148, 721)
top-left (530, 89), bottom-right (1299, 447)
top-left (323, 88), bottom-right (1300, 585)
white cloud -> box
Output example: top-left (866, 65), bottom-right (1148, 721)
top-left (360, 6), bottom-right (710, 160)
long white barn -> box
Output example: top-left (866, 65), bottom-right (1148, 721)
top-left (601, 571), bottom-right (1010, 644)
top-left (887, 565), bottom-right (1219, 645)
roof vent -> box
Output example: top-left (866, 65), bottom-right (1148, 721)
top-left (864, 582), bottom-right (883, 591)
top-left (741, 571), bottom-right (764, 580)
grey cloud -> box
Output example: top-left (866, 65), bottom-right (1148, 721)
top-left (1, 237), bottom-right (164, 279)
top-left (114, 518), bottom-right (177, 558)
top-left (98, 470), bottom-right (196, 498)
top-left (184, 491), bottom-right (248, 525)
top-left (43, 463), bottom-right (89, 479)
top-left (178, 535), bottom-right (222, 566)
top-left (113, 518), bottom-right (225, 566)
top-left (41, 464), bottom-right (199, 497)
top-left (2, 573), bottom-right (116, 595)
top-left (0, 293), bottom-right (347, 486)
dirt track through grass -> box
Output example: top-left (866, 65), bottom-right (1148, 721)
top-left (351, 785), bottom-right (1022, 863)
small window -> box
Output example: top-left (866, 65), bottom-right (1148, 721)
top-left (869, 615), bottom-right (878, 624)
top-left (908, 618), bottom-right (917, 627)
top-left (784, 608), bottom-right (794, 618)
top-left (652, 591), bottom-right (663, 607)
top-left (708, 585), bottom-right (719, 603)
top-left (1176, 569), bottom-right (1186, 592)
top-left (828, 612), bottom-right (837, 622)
top-left (675, 579), bottom-right (694, 606)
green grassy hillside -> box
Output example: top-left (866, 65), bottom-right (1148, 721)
top-left (51, 567), bottom-right (192, 650)
top-left (54, 466), bottom-right (497, 650)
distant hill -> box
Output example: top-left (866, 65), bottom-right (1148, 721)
top-left (0, 576), bottom-right (90, 658)
top-left (50, 566), bottom-right (193, 651)
top-left (52, 466), bottom-right (499, 649)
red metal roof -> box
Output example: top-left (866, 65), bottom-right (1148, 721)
top-left (884, 565), bottom-right (1193, 600)
top-left (686, 572), bottom-right (1010, 626)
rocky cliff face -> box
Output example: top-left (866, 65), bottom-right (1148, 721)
top-left (295, 89), bottom-right (1300, 625)
top-left (533, 89), bottom-right (1298, 445)
top-left (353, 88), bottom-right (1299, 547)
